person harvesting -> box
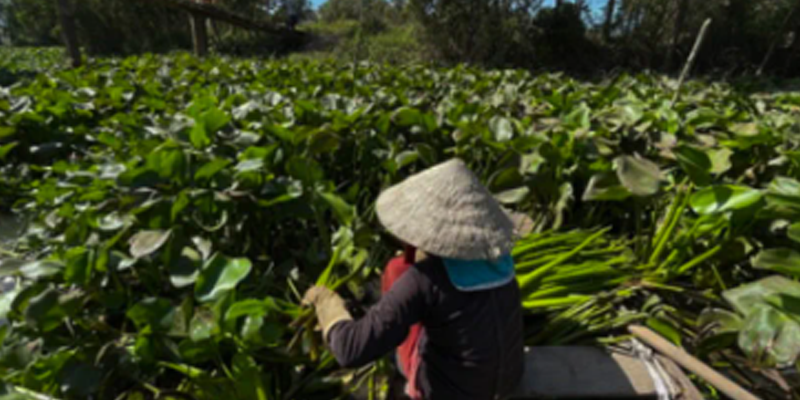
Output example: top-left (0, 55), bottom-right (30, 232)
top-left (303, 159), bottom-right (524, 400)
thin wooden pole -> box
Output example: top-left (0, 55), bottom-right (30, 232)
top-left (629, 326), bottom-right (760, 400)
top-left (55, 0), bottom-right (82, 68)
top-left (671, 18), bottom-right (711, 107)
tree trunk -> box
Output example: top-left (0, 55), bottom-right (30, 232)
top-left (190, 13), bottom-right (209, 57)
top-left (55, 0), bottom-right (81, 68)
top-left (757, 0), bottom-right (800, 76)
top-left (603, 0), bottom-right (616, 42)
top-left (665, 0), bottom-right (689, 72)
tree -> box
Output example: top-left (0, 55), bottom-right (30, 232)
top-left (55, 0), bottom-right (81, 67)
top-left (603, 0), bottom-right (616, 41)
top-left (665, 0), bottom-right (688, 71)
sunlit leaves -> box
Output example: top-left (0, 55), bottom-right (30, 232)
top-left (129, 230), bottom-right (172, 259)
top-left (614, 156), bottom-right (661, 197)
top-left (194, 254), bottom-right (252, 303)
top-left (690, 185), bottom-right (763, 215)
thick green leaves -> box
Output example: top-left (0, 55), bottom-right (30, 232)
top-left (194, 254), bottom-right (252, 303)
top-left (0, 142), bottom-right (17, 160)
top-left (24, 289), bottom-right (65, 332)
top-left (614, 156), bottom-right (661, 196)
top-left (319, 192), bottom-right (355, 226)
top-left (392, 107), bottom-right (422, 127)
top-left (190, 108), bottom-right (230, 149)
top-left (60, 362), bottom-right (102, 397)
top-left (722, 277), bottom-right (800, 366)
top-left (583, 172), bottom-right (631, 201)
top-left (495, 187), bottom-right (530, 204)
top-left (126, 297), bottom-right (175, 332)
top-left (489, 116), bottom-right (514, 142)
top-left (752, 249), bottom-right (800, 277)
top-left (64, 247), bottom-right (92, 286)
top-left (674, 145), bottom-right (711, 186)
top-left (129, 230), bottom-right (172, 259)
top-left (18, 260), bottom-right (64, 281)
top-left (766, 177), bottom-right (800, 211)
top-left (189, 308), bottom-right (216, 342)
top-left (789, 223), bottom-right (800, 243)
top-left (195, 159), bottom-right (231, 181)
top-left (287, 156), bottom-right (324, 184)
top-left (168, 248), bottom-right (201, 288)
top-left (690, 185), bottom-right (763, 215)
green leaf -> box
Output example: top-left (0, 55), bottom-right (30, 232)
top-left (708, 148), bottom-right (733, 174)
top-left (0, 259), bottom-right (25, 278)
top-left (190, 122), bottom-right (211, 149)
top-left (690, 185), bottom-right (763, 215)
top-left (0, 286), bottom-right (21, 319)
top-left (395, 150), bottom-right (419, 170)
top-left (225, 299), bottom-right (269, 322)
top-left (489, 116), bottom-right (513, 142)
top-left (393, 107), bottom-right (422, 127)
top-left (190, 308), bottom-right (216, 342)
top-left (168, 248), bottom-right (201, 288)
top-left (19, 260), bottom-right (64, 281)
top-left (0, 126), bottom-right (15, 139)
top-left (172, 191), bottom-right (190, 222)
top-left (614, 156), bottom-right (661, 196)
top-left (583, 172), bottom-right (632, 201)
top-left (287, 156), bottom-right (324, 184)
top-left (195, 254), bottom-right (252, 303)
top-left (24, 288), bottom-right (64, 332)
top-left (789, 223), bottom-right (800, 244)
top-left (698, 308), bottom-right (743, 334)
top-left (129, 230), bottom-right (172, 259)
top-left (766, 177), bottom-right (800, 211)
top-left (319, 191), bottom-right (355, 226)
top-left (674, 145), bottom-right (711, 186)
top-left (195, 159), bottom-right (231, 181)
top-left (0, 142), bottom-right (18, 160)
top-left (126, 297), bottom-right (174, 332)
top-left (308, 131), bottom-right (340, 155)
top-left (737, 303), bottom-right (800, 366)
top-left (752, 248), bottom-right (800, 277)
top-left (563, 103), bottom-right (590, 130)
top-left (723, 276), bottom-right (800, 316)
top-left (59, 362), bottom-right (102, 397)
top-left (202, 108), bottom-right (231, 134)
top-left (495, 187), bottom-right (530, 204)
top-left (646, 317), bottom-right (682, 346)
top-left (64, 247), bottom-right (92, 286)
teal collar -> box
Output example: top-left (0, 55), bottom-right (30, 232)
top-left (441, 254), bottom-right (515, 292)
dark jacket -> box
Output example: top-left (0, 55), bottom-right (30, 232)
top-left (328, 257), bottom-right (525, 400)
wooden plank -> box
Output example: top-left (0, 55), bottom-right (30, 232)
top-left (629, 326), bottom-right (760, 400)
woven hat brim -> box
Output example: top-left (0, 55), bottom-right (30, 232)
top-left (376, 160), bottom-right (515, 260)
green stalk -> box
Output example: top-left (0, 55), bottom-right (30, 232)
top-left (518, 228), bottom-right (610, 291)
top-left (676, 245), bottom-right (723, 275)
top-left (648, 189), bottom-right (689, 265)
top-left (522, 295), bottom-right (592, 310)
top-left (512, 231), bottom-right (595, 257)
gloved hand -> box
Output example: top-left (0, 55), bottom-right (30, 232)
top-left (302, 286), bottom-right (353, 342)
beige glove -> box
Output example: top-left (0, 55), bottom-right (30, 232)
top-left (302, 286), bottom-right (353, 342)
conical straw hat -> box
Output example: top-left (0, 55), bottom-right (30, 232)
top-left (376, 159), bottom-right (515, 260)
